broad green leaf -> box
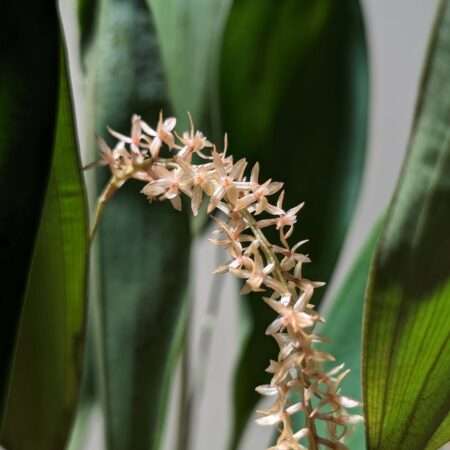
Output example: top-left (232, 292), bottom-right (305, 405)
top-left (363, 2), bottom-right (450, 449)
top-left (0, 46), bottom-right (89, 450)
top-left (146, 0), bottom-right (233, 130)
top-left (81, 1), bottom-right (191, 449)
top-left (224, 1), bottom-right (369, 447)
top-left (0, 3), bottom-right (59, 413)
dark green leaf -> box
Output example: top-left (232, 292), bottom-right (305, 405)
top-left (363, 2), bottom-right (450, 449)
top-left (223, 1), bottom-right (369, 447)
top-left (0, 3), bottom-right (59, 413)
top-left (0, 46), bottom-right (89, 450)
top-left (82, 1), bottom-right (191, 449)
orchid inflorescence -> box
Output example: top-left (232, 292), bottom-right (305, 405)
top-left (90, 112), bottom-right (363, 450)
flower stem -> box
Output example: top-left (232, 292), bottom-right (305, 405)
top-left (299, 369), bottom-right (319, 450)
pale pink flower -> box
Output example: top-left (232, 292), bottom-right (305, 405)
top-left (235, 162), bottom-right (283, 214)
top-left (97, 137), bottom-right (144, 185)
top-left (141, 165), bottom-right (189, 210)
top-left (176, 158), bottom-right (216, 215)
top-left (272, 240), bottom-right (310, 272)
top-left (231, 242), bottom-right (275, 292)
top-left (207, 149), bottom-right (247, 212)
top-left (209, 217), bottom-right (251, 246)
top-left (257, 191), bottom-right (304, 237)
top-left (107, 115), bottom-right (152, 161)
top-left (214, 242), bottom-right (253, 274)
top-left (176, 113), bottom-right (212, 161)
top-left (264, 297), bottom-right (315, 335)
top-left (140, 112), bottom-right (177, 157)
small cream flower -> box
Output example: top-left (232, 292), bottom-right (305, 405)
top-left (141, 165), bottom-right (189, 210)
top-left (140, 112), bottom-right (177, 157)
top-left (257, 191), bottom-right (304, 238)
top-left (107, 114), bottom-right (148, 156)
top-left (207, 149), bottom-right (247, 212)
top-left (176, 113), bottom-right (212, 161)
top-left (235, 162), bottom-right (283, 213)
top-left (272, 240), bottom-right (310, 272)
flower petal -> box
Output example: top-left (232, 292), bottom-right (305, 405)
top-left (256, 412), bottom-right (282, 426)
top-left (255, 384), bottom-right (279, 396)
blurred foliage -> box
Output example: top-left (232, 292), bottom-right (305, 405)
top-left (0, 2), bottom-right (59, 415)
top-left (0, 48), bottom-right (88, 450)
top-left (221, 1), bottom-right (369, 447)
top-left (146, 0), bottom-right (233, 132)
top-left (78, 0), bottom-right (191, 449)
top-left (364, 1), bottom-right (450, 449)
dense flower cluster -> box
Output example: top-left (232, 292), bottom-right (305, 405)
top-left (91, 113), bottom-right (363, 449)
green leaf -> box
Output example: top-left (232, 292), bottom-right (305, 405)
top-left (82, 1), bottom-right (191, 449)
top-left (0, 45), bottom-right (89, 450)
top-left (0, 3), bottom-right (59, 413)
top-left (146, 0), bottom-right (234, 130)
top-left (363, 2), bottom-right (450, 449)
top-left (223, 1), bottom-right (369, 447)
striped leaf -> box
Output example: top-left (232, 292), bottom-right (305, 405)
top-left (363, 2), bottom-right (450, 448)
top-left (0, 43), bottom-right (89, 450)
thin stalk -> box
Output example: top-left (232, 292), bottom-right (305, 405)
top-left (299, 369), bottom-right (319, 450)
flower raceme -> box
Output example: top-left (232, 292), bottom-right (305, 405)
top-left (90, 112), bottom-right (363, 450)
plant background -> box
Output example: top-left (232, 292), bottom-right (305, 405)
top-left (53, 1), bottom-right (444, 450)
